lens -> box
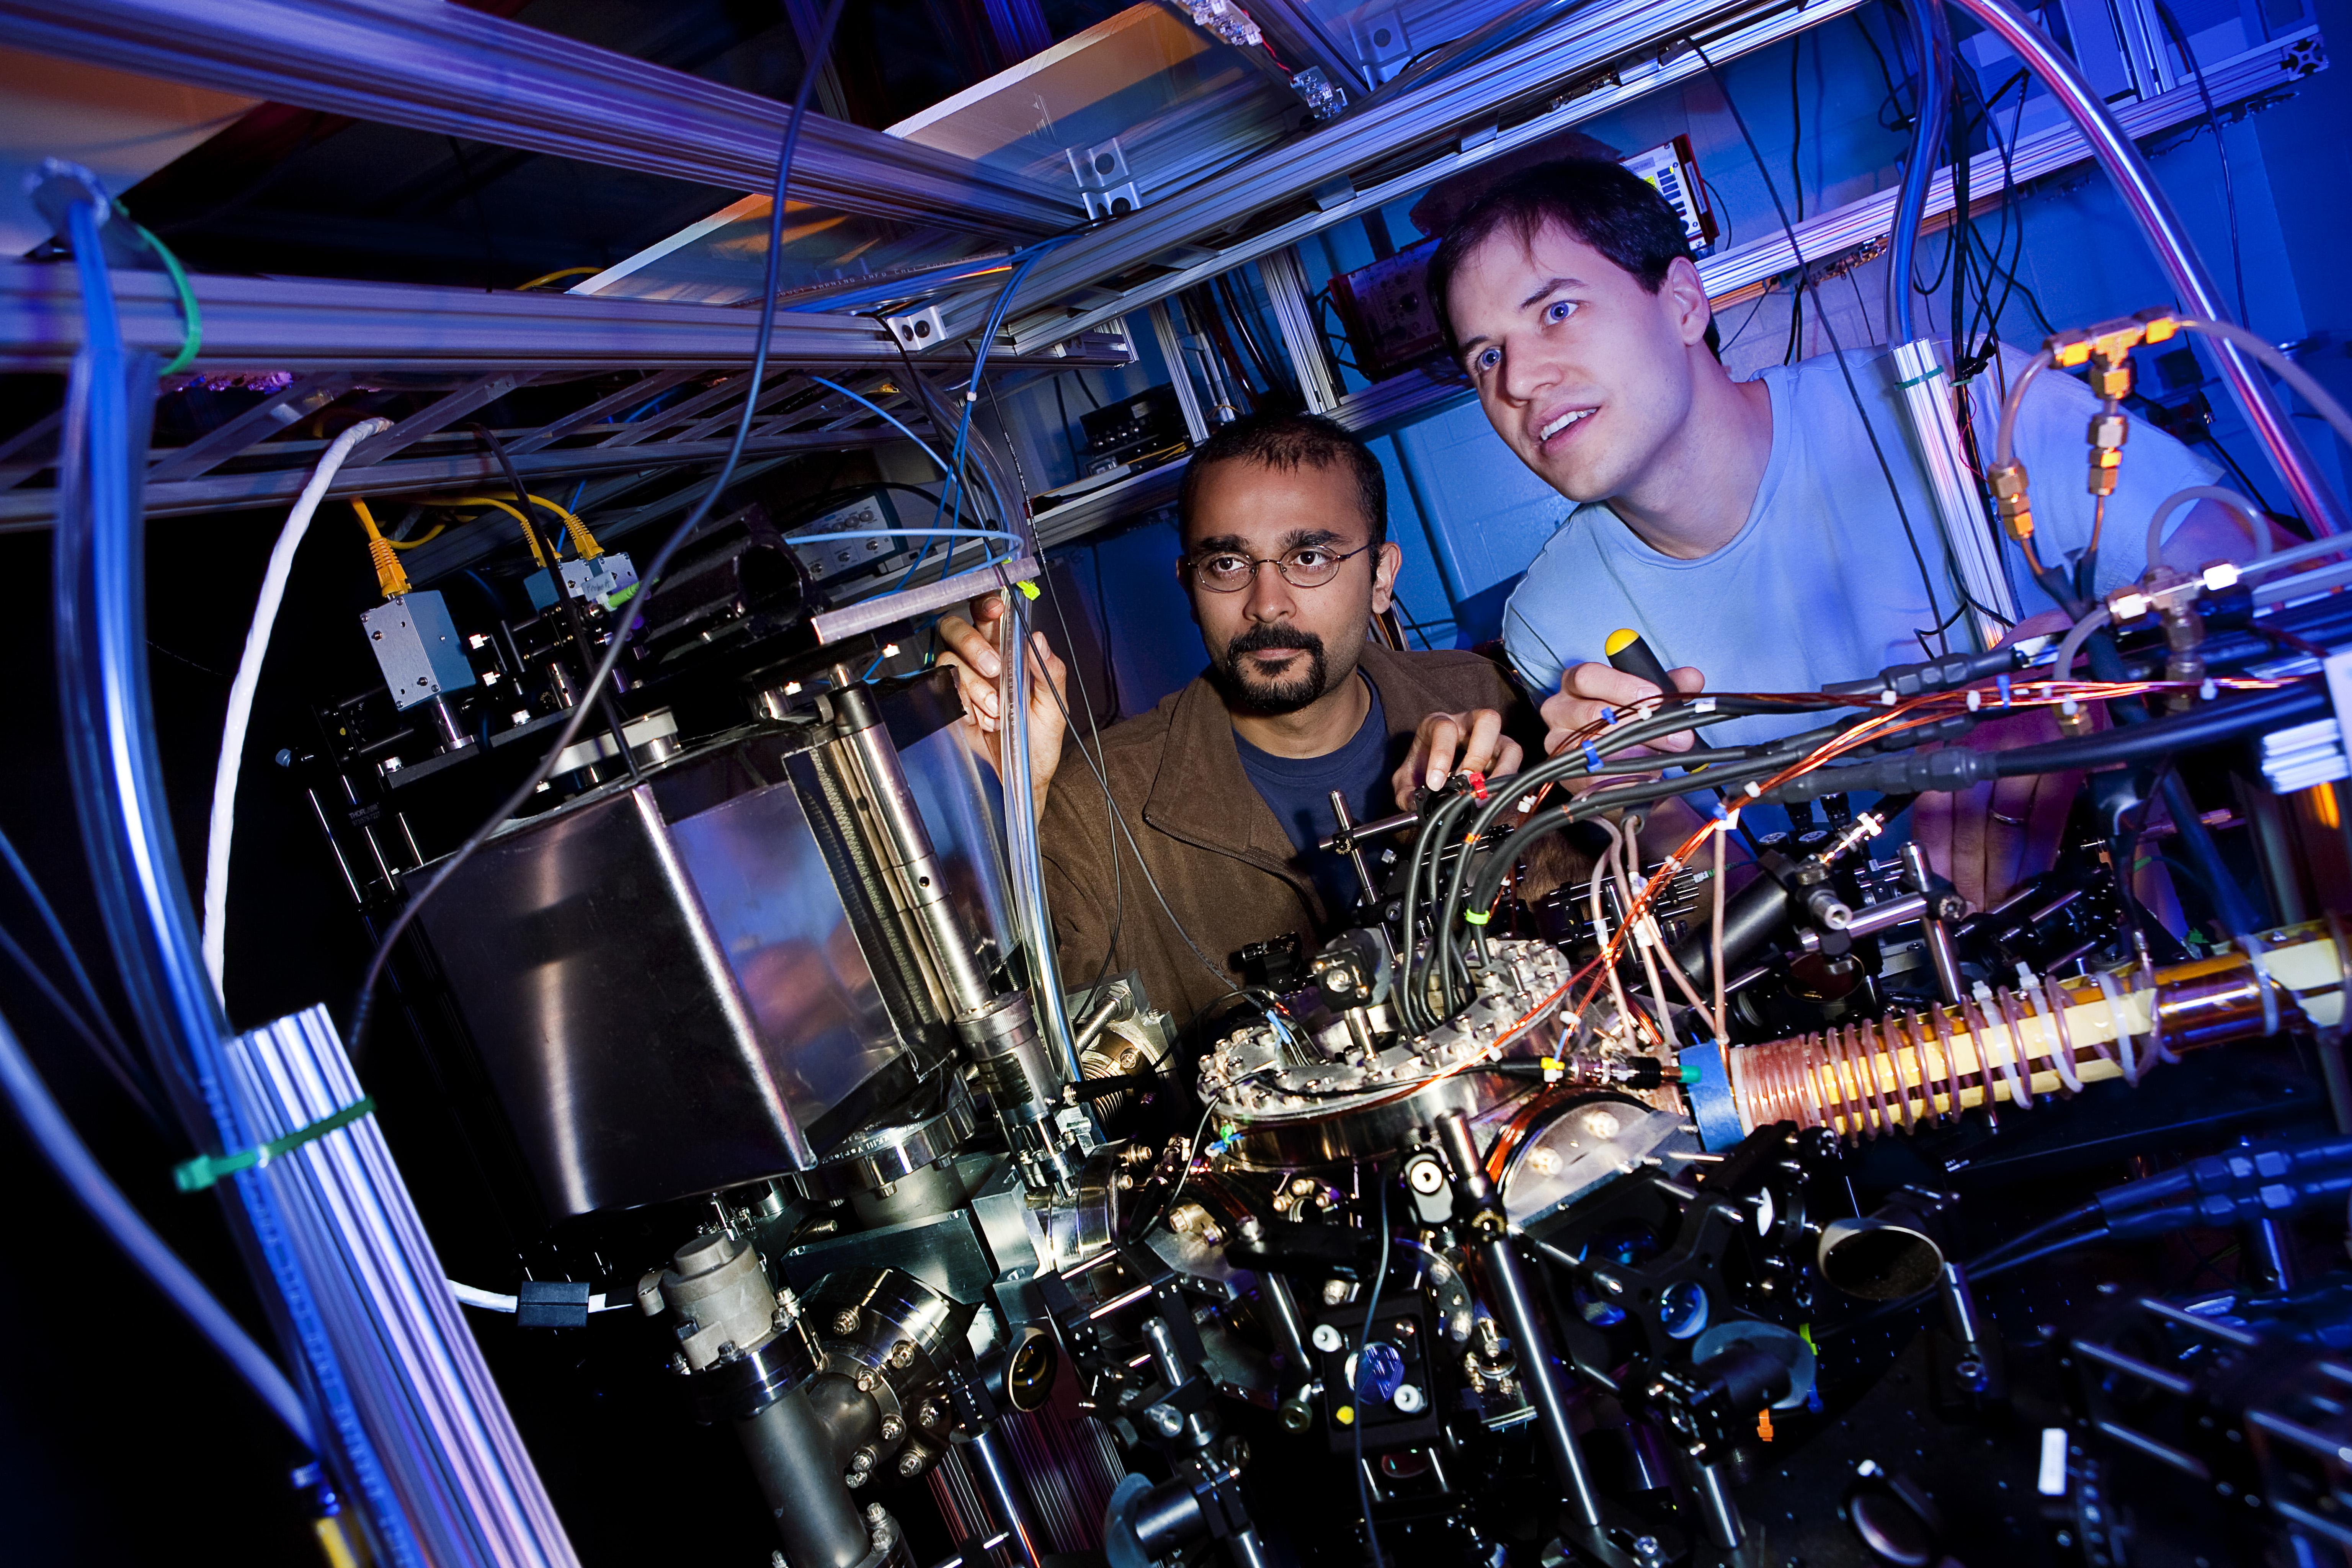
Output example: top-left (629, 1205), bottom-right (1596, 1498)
top-left (1281, 551), bottom-right (1341, 587)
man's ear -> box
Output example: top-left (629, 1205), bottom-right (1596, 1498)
top-left (1662, 255), bottom-right (1712, 350)
top-left (1370, 540), bottom-right (1403, 614)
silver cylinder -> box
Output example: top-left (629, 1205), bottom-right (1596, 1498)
top-left (968, 1426), bottom-right (1046, 1568)
top-left (826, 682), bottom-right (996, 1021)
top-left (738, 1385), bottom-right (876, 1568)
top-left (959, 993), bottom-right (1062, 1128)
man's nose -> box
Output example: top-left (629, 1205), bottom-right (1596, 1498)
top-left (1499, 336), bottom-right (1558, 406)
top-left (1242, 559), bottom-right (1296, 621)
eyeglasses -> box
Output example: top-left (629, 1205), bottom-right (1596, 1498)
top-left (1183, 542), bottom-right (1371, 594)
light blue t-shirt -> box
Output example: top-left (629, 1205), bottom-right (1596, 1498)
top-left (1502, 347), bottom-right (2221, 744)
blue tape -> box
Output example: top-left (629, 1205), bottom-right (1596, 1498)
top-left (1678, 1038), bottom-right (1744, 1151)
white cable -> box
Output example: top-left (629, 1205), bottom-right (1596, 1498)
top-left (448, 1280), bottom-right (619, 1313)
top-left (200, 417), bottom-right (392, 1000)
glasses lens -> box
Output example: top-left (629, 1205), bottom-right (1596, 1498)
top-left (1281, 549), bottom-right (1343, 587)
top-left (1194, 556), bottom-right (1251, 591)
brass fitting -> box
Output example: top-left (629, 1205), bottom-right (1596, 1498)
top-left (1987, 459), bottom-right (2035, 541)
top-left (2048, 307), bottom-right (2180, 369)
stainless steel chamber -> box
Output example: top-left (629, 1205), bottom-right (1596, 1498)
top-left (414, 671), bottom-right (1015, 1219)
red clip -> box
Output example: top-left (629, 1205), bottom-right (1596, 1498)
top-left (1467, 771), bottom-right (1488, 802)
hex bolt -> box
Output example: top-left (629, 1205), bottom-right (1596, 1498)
top-left (1321, 1279), bottom-right (1350, 1306)
top-left (849, 1446), bottom-right (876, 1473)
top-left (889, 1339), bottom-right (916, 1369)
top-left (833, 1308), bottom-right (862, 1335)
top-left (879, 1414), bottom-right (905, 1442)
top-left (897, 1447), bottom-right (928, 1477)
top-left (866, 1503), bottom-right (887, 1524)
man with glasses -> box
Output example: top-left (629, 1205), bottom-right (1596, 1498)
top-left (937, 411), bottom-right (1532, 1024)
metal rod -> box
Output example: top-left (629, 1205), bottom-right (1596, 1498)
top-left (966, 1427), bottom-right (1046, 1568)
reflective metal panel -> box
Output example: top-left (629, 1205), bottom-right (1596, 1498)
top-left (666, 775), bottom-right (906, 1143)
top-left (416, 784), bottom-right (830, 1217)
top-left (897, 720), bottom-right (1017, 980)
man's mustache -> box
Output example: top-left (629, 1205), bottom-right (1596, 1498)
top-left (1225, 625), bottom-right (1324, 658)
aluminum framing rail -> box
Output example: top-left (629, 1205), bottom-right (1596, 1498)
top-left (1031, 27), bottom-right (2325, 549)
top-left (977, 0), bottom-right (1874, 352)
top-left (0, 0), bottom-right (1072, 238)
top-left (0, 262), bottom-right (1134, 375)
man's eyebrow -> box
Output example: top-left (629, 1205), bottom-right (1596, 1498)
top-left (1519, 276), bottom-right (1583, 310)
top-left (1189, 532), bottom-right (1250, 553)
top-left (1280, 528), bottom-right (1349, 549)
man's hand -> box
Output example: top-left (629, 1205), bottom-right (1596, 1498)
top-left (1540, 662), bottom-right (1707, 761)
top-left (1911, 609), bottom-right (2077, 910)
top-left (935, 595), bottom-right (1069, 818)
top-left (1392, 709), bottom-right (1524, 811)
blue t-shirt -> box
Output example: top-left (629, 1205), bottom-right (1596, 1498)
top-left (1503, 346), bottom-right (2220, 746)
top-left (1234, 676), bottom-right (1394, 915)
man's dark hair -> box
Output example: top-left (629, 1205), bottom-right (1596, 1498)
top-left (1426, 157), bottom-right (1721, 364)
top-left (1175, 410), bottom-right (1388, 550)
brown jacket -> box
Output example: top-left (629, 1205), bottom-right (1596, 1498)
top-left (1040, 640), bottom-right (1528, 1026)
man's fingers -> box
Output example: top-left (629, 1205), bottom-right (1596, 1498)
top-left (1457, 709), bottom-right (1506, 778)
top-left (1421, 714), bottom-right (1464, 790)
top-left (1561, 660), bottom-right (1667, 710)
top-left (1492, 735), bottom-right (1524, 779)
top-left (936, 612), bottom-right (1004, 679)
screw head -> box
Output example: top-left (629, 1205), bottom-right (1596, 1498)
top-left (1321, 1279), bottom-right (1350, 1306)
top-left (897, 1448), bottom-right (928, 1477)
top-left (1633, 1537), bottom-right (1660, 1559)
top-left (880, 1414), bottom-right (905, 1441)
top-left (867, 1503), bottom-right (887, 1523)
top-left (833, 1308), bottom-right (862, 1334)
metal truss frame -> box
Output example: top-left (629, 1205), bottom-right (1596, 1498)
top-left (0, 0), bottom-right (1075, 238)
top-left (967, 0), bottom-right (1877, 350)
top-left (0, 261), bottom-right (1133, 376)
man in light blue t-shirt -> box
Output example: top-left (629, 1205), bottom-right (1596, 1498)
top-left (1426, 158), bottom-right (2253, 904)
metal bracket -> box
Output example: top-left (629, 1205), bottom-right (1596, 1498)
top-left (1068, 139), bottom-right (1143, 220)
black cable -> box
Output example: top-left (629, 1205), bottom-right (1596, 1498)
top-left (1024, 598), bottom-right (1235, 998)
top-left (2151, 0), bottom-right (2248, 328)
top-left (1967, 1199), bottom-right (2101, 1267)
top-left (1354, 1169), bottom-right (1394, 1568)
top-left (347, 0), bottom-right (853, 1053)
top-left (0, 823), bottom-right (151, 1104)
top-left (0, 916), bottom-right (162, 1127)
top-left (1037, 566), bottom-right (1126, 1010)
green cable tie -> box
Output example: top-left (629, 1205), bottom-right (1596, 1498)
top-left (119, 208), bottom-right (201, 375)
top-left (173, 1096), bottom-right (375, 1193)
top-left (1895, 361), bottom-right (1946, 390)
top-left (1462, 909), bottom-right (1491, 926)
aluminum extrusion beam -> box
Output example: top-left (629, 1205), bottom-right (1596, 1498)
top-left (982, 0), bottom-right (1871, 351)
top-left (1939, 0), bottom-right (2341, 533)
top-left (0, 261), bottom-right (1135, 374)
top-left (0, 0), bottom-right (1072, 237)
top-left (0, 425), bottom-right (900, 528)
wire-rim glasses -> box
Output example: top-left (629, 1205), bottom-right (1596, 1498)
top-left (1183, 541), bottom-right (1371, 593)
